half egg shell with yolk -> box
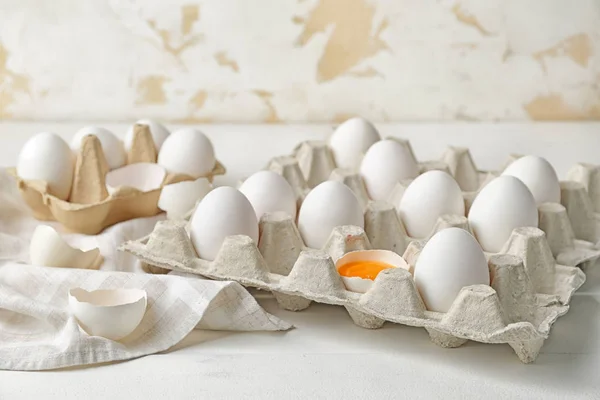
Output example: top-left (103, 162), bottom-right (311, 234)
top-left (336, 250), bottom-right (410, 293)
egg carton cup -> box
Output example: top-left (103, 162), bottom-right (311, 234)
top-left (121, 200), bottom-right (586, 363)
top-left (267, 140), bottom-right (600, 269)
top-left (9, 124), bottom-right (225, 234)
top-left (566, 163), bottom-right (600, 244)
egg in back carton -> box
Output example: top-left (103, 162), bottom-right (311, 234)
top-left (10, 124), bottom-right (225, 234)
top-left (122, 207), bottom-right (579, 363)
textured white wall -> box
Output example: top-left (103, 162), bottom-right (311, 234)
top-left (0, 0), bottom-right (599, 122)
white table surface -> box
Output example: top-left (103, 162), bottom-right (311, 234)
top-left (1, 122), bottom-right (599, 400)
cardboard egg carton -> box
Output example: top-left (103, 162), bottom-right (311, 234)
top-left (9, 125), bottom-right (225, 234)
top-left (267, 139), bottom-right (600, 269)
top-left (121, 208), bottom-right (583, 363)
top-left (122, 136), bottom-right (590, 362)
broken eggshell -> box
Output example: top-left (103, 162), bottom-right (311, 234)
top-left (68, 288), bottom-right (147, 341)
top-left (30, 225), bottom-right (102, 269)
top-left (105, 163), bottom-right (166, 196)
top-left (335, 249), bottom-right (410, 293)
top-left (158, 178), bottom-right (212, 219)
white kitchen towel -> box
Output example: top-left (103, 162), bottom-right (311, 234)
top-left (0, 263), bottom-right (292, 371)
top-left (0, 169), bottom-right (292, 371)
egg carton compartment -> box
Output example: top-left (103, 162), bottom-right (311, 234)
top-left (566, 163), bottom-right (600, 244)
top-left (267, 139), bottom-right (600, 269)
top-left (121, 201), bottom-right (584, 363)
top-left (10, 124), bottom-right (225, 234)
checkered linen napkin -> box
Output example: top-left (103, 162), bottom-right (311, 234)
top-left (0, 170), bottom-right (292, 371)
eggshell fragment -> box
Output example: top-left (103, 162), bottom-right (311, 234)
top-left (30, 225), bottom-right (102, 269)
top-left (17, 132), bottom-right (75, 200)
top-left (124, 119), bottom-right (170, 152)
top-left (105, 163), bottom-right (166, 195)
top-left (189, 187), bottom-right (259, 260)
top-left (468, 176), bottom-right (539, 252)
top-left (158, 128), bottom-right (216, 178)
top-left (68, 288), bottom-right (147, 341)
top-left (336, 250), bottom-right (409, 293)
top-left (158, 178), bottom-right (212, 219)
top-left (329, 117), bottom-right (381, 170)
top-left (398, 171), bottom-right (465, 238)
top-left (502, 155), bottom-right (561, 205)
top-left (239, 171), bottom-right (297, 220)
top-left (360, 140), bottom-right (419, 201)
top-left (414, 228), bottom-right (489, 312)
top-left (297, 181), bottom-right (364, 249)
top-left (71, 126), bottom-right (126, 170)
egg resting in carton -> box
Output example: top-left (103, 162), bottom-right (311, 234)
top-left (121, 137), bottom-right (592, 363)
top-left (9, 124), bottom-right (225, 234)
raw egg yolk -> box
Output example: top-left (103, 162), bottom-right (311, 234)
top-left (338, 261), bottom-right (394, 280)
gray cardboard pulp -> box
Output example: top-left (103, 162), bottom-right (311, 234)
top-left (121, 138), bottom-right (593, 363)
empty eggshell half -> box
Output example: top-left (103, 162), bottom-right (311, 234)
top-left (158, 178), bottom-right (212, 219)
top-left (335, 250), bottom-right (410, 293)
top-left (68, 288), bottom-right (147, 341)
top-left (105, 163), bottom-right (166, 195)
top-left (30, 225), bottom-right (102, 269)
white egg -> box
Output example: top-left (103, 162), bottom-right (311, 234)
top-left (297, 181), bottom-right (364, 249)
top-left (71, 126), bottom-right (126, 170)
top-left (360, 140), bottom-right (419, 201)
top-left (502, 155), bottom-right (560, 205)
top-left (189, 187), bottom-right (259, 261)
top-left (329, 117), bottom-right (381, 170)
top-left (414, 227), bottom-right (489, 312)
top-left (468, 176), bottom-right (538, 253)
top-left (158, 128), bottom-right (216, 178)
top-left (17, 132), bottom-right (75, 200)
top-left (124, 119), bottom-right (170, 152)
top-left (398, 171), bottom-right (465, 238)
top-left (239, 171), bottom-right (297, 221)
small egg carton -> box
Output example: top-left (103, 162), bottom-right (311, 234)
top-left (267, 139), bottom-right (600, 269)
top-left (120, 208), bottom-right (583, 363)
top-left (9, 124), bottom-right (225, 234)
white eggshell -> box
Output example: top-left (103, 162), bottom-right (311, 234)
top-left (360, 140), bottom-right (419, 201)
top-left (68, 288), bottom-right (147, 341)
top-left (157, 128), bottom-right (216, 178)
top-left (30, 225), bottom-right (101, 269)
top-left (398, 171), bottom-right (465, 238)
top-left (17, 132), bottom-right (75, 200)
top-left (158, 178), bottom-right (212, 220)
top-left (71, 126), bottom-right (126, 170)
top-left (105, 163), bottom-right (166, 195)
top-left (124, 119), bottom-right (170, 151)
top-left (329, 117), bottom-right (381, 170)
top-left (502, 155), bottom-right (560, 205)
top-left (336, 250), bottom-right (410, 293)
top-left (414, 227), bottom-right (490, 312)
top-left (239, 171), bottom-right (297, 221)
top-left (468, 176), bottom-right (538, 253)
top-left (297, 181), bottom-right (364, 249)
top-left (189, 187), bottom-right (259, 260)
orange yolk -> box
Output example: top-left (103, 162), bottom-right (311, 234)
top-left (338, 260), bottom-right (394, 280)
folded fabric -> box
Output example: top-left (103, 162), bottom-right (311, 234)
top-left (0, 263), bottom-right (292, 371)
